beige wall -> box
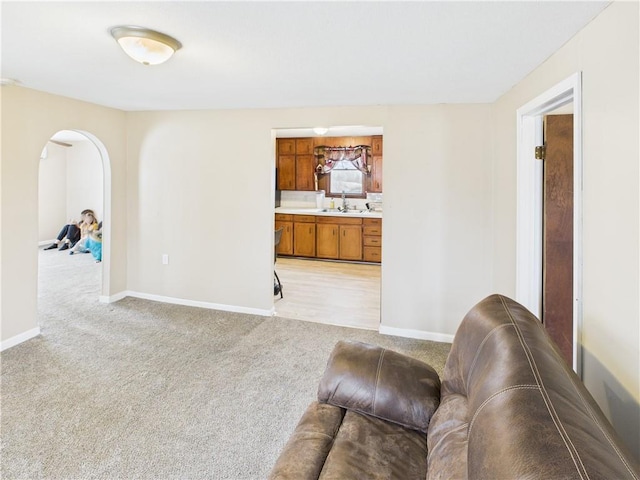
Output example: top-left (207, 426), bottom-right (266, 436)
top-left (66, 141), bottom-right (104, 224)
top-left (38, 144), bottom-right (67, 242)
top-left (126, 104), bottom-right (493, 323)
top-left (1, 87), bottom-right (127, 343)
top-left (38, 140), bottom-right (103, 242)
top-left (492, 1), bottom-right (639, 458)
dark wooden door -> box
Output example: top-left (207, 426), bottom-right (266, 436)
top-left (543, 114), bottom-right (574, 366)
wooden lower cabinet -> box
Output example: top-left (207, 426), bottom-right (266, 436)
top-left (316, 223), bottom-right (339, 259)
top-left (316, 217), bottom-right (362, 261)
top-left (275, 214), bottom-right (293, 255)
top-left (363, 218), bottom-right (382, 263)
top-left (276, 214), bottom-right (380, 263)
top-left (339, 224), bottom-right (363, 261)
top-left (293, 216), bottom-right (316, 257)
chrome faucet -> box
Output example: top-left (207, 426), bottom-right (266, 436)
top-left (341, 192), bottom-right (349, 211)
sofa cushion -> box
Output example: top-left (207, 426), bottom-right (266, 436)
top-left (318, 341), bottom-right (440, 433)
top-left (319, 410), bottom-right (427, 479)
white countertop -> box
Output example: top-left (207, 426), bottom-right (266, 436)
top-left (275, 207), bottom-right (382, 219)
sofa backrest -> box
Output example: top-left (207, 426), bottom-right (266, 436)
top-left (426, 294), bottom-right (638, 480)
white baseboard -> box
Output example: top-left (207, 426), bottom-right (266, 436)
top-left (107, 290), bottom-right (273, 317)
top-left (38, 239), bottom-right (55, 246)
top-left (1, 327), bottom-right (41, 352)
top-left (99, 291), bottom-right (128, 303)
top-left (379, 325), bottom-right (454, 344)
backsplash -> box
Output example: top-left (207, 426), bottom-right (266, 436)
top-left (280, 191), bottom-right (382, 210)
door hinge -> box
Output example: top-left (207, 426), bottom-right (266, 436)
top-left (535, 145), bottom-right (546, 160)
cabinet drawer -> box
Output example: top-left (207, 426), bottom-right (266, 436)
top-left (363, 226), bottom-right (382, 236)
top-left (293, 215), bottom-right (316, 223)
top-left (316, 216), bottom-right (362, 225)
top-left (275, 214), bottom-right (293, 222)
top-left (363, 218), bottom-right (382, 227)
top-left (363, 246), bottom-right (381, 262)
top-left (363, 236), bottom-right (381, 247)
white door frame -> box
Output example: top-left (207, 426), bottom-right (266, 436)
top-left (515, 72), bottom-right (583, 375)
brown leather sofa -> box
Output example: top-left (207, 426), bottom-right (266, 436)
top-left (270, 294), bottom-right (639, 479)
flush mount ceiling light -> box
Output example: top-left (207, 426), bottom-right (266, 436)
top-left (313, 127), bottom-right (329, 135)
top-left (110, 25), bottom-right (182, 65)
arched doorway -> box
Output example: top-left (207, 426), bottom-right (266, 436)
top-left (37, 129), bottom-right (112, 305)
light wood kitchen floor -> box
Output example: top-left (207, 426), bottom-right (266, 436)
top-left (274, 257), bottom-right (381, 330)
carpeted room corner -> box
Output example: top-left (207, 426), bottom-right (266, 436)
top-left (0, 249), bottom-right (450, 479)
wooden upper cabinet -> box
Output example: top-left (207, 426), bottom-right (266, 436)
top-left (278, 154), bottom-right (296, 190)
top-left (296, 154), bottom-right (316, 191)
top-left (372, 135), bottom-right (383, 155)
top-left (278, 135), bottom-right (382, 192)
top-left (276, 138), bottom-right (316, 191)
top-left (278, 139), bottom-right (296, 155)
top-left (295, 138), bottom-right (314, 154)
top-left (370, 155), bottom-right (383, 193)
top-left (351, 136), bottom-right (371, 147)
top-left (333, 137), bottom-right (352, 147)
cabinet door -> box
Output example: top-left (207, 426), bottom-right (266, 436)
top-left (278, 155), bottom-right (296, 190)
top-left (316, 223), bottom-right (339, 259)
top-left (339, 225), bottom-right (362, 261)
top-left (372, 135), bottom-right (383, 155)
top-left (296, 154), bottom-right (316, 191)
top-left (278, 139), bottom-right (296, 155)
top-left (295, 138), bottom-right (314, 154)
top-left (294, 222), bottom-right (316, 257)
top-left (275, 221), bottom-right (293, 255)
top-left (370, 155), bottom-right (383, 193)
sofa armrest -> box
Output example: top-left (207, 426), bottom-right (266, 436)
top-left (317, 341), bottom-right (441, 433)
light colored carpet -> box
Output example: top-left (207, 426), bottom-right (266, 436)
top-left (1, 248), bottom-right (451, 479)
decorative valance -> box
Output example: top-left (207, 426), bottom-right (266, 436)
top-left (314, 145), bottom-right (372, 174)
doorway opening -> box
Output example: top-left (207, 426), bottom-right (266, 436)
top-left (516, 72), bottom-right (583, 374)
top-left (272, 125), bottom-right (383, 331)
top-left (37, 130), bottom-right (113, 317)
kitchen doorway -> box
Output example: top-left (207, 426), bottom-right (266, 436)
top-left (272, 125), bottom-right (383, 331)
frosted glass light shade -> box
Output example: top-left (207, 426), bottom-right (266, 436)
top-left (111, 26), bottom-right (181, 65)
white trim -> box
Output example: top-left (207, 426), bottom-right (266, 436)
top-left (516, 114), bottom-right (544, 317)
top-left (39, 239), bottom-right (55, 246)
top-left (272, 314), bottom-right (377, 331)
top-left (1, 327), bottom-right (40, 351)
top-left (123, 290), bottom-right (274, 317)
top-left (99, 291), bottom-right (128, 303)
top-left (379, 325), bottom-right (454, 343)
top-left (515, 72), bottom-right (583, 375)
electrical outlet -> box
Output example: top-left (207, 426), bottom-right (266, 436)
top-left (162, 254), bottom-right (169, 265)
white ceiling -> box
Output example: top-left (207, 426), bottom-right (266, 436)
top-left (1, 1), bottom-right (608, 112)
